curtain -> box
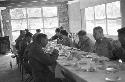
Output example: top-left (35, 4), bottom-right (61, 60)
top-left (1, 8), bottom-right (12, 42)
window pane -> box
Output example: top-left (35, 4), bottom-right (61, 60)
top-left (107, 1), bottom-right (121, 18)
top-left (95, 4), bottom-right (106, 19)
top-left (95, 20), bottom-right (107, 34)
top-left (45, 28), bottom-right (56, 39)
top-left (10, 8), bottom-right (26, 19)
top-left (86, 21), bottom-right (94, 34)
top-left (12, 31), bottom-right (20, 42)
top-left (44, 17), bottom-right (58, 28)
top-left (11, 20), bottom-right (27, 31)
top-left (107, 19), bottom-right (121, 35)
top-left (27, 8), bottom-right (41, 17)
top-left (85, 7), bottom-right (94, 20)
top-left (43, 7), bottom-right (57, 17)
top-left (29, 29), bottom-right (44, 35)
top-left (28, 18), bottom-right (43, 29)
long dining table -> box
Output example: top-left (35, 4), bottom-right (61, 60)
top-left (55, 48), bottom-right (125, 82)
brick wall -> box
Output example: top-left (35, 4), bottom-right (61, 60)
top-left (58, 3), bottom-right (69, 32)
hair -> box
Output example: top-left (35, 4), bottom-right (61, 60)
top-left (93, 26), bottom-right (103, 33)
top-left (77, 30), bottom-right (86, 36)
top-left (36, 29), bottom-right (41, 33)
top-left (55, 28), bottom-right (61, 33)
top-left (25, 29), bottom-right (29, 33)
top-left (34, 33), bottom-right (47, 42)
top-left (20, 30), bottom-right (25, 34)
top-left (60, 26), bottom-right (64, 30)
top-left (117, 27), bottom-right (125, 35)
top-left (60, 30), bottom-right (68, 36)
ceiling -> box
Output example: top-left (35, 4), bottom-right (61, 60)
top-left (0, 0), bottom-right (74, 8)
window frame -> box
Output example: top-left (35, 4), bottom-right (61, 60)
top-left (10, 7), bottom-right (58, 41)
top-left (85, 1), bottom-right (121, 35)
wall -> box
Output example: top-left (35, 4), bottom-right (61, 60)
top-left (121, 0), bottom-right (125, 27)
top-left (58, 3), bottom-right (69, 31)
top-left (68, 2), bottom-right (81, 33)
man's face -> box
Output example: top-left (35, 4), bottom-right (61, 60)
top-left (93, 30), bottom-right (102, 40)
top-left (41, 37), bottom-right (48, 47)
top-left (118, 34), bottom-right (125, 47)
top-left (78, 35), bottom-right (86, 41)
top-left (26, 37), bottom-right (31, 43)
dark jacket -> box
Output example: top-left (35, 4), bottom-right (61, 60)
top-left (28, 42), bottom-right (58, 72)
top-left (112, 47), bottom-right (125, 61)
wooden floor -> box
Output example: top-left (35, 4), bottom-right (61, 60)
top-left (0, 53), bottom-right (21, 82)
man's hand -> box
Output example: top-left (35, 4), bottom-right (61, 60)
top-left (52, 49), bottom-right (59, 60)
top-left (52, 49), bottom-right (59, 55)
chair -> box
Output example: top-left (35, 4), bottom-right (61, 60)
top-left (22, 56), bottom-right (34, 82)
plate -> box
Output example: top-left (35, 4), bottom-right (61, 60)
top-left (105, 77), bottom-right (121, 82)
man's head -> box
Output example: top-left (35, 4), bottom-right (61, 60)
top-left (25, 32), bottom-right (32, 43)
top-left (60, 26), bottom-right (64, 30)
top-left (77, 30), bottom-right (87, 41)
top-left (55, 28), bottom-right (61, 35)
top-left (35, 33), bottom-right (48, 47)
top-left (25, 29), bottom-right (29, 33)
top-left (93, 26), bottom-right (104, 40)
top-left (60, 30), bottom-right (68, 37)
top-left (36, 29), bottom-right (41, 33)
top-left (20, 30), bottom-right (26, 37)
top-left (117, 27), bottom-right (125, 48)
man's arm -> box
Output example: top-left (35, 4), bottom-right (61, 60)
top-left (33, 46), bottom-right (59, 66)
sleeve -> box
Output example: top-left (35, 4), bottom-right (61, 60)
top-left (107, 39), bottom-right (114, 59)
top-left (92, 42), bottom-right (97, 53)
top-left (112, 47), bottom-right (123, 60)
top-left (87, 40), bottom-right (94, 52)
top-left (33, 46), bottom-right (57, 65)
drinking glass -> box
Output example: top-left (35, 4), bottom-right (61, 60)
top-left (105, 67), bottom-right (121, 81)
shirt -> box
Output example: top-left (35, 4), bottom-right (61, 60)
top-left (112, 47), bottom-right (125, 61)
top-left (28, 42), bottom-right (58, 72)
top-left (94, 37), bottom-right (113, 58)
top-left (76, 36), bottom-right (94, 52)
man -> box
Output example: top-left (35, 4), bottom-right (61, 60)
top-left (19, 32), bottom-right (32, 57)
top-left (112, 27), bottom-right (125, 61)
top-left (32, 29), bottom-right (41, 41)
top-left (49, 28), bottom-right (62, 41)
top-left (28, 33), bottom-right (59, 82)
top-left (74, 30), bottom-right (94, 52)
top-left (59, 30), bottom-right (71, 47)
top-left (93, 26), bottom-right (113, 59)
top-left (15, 30), bottom-right (26, 50)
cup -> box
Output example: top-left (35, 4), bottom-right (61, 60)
top-left (105, 67), bottom-right (121, 81)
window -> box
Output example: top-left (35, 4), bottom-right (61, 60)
top-left (27, 8), bottom-right (42, 17)
top-left (43, 7), bottom-right (57, 17)
top-left (10, 7), bottom-right (58, 42)
top-left (10, 8), bottom-right (26, 19)
top-left (85, 1), bottom-right (121, 35)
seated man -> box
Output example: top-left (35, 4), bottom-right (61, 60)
top-left (59, 30), bottom-right (71, 47)
top-left (112, 27), bottom-right (125, 61)
top-left (32, 29), bottom-right (41, 41)
top-left (15, 30), bottom-right (26, 50)
top-left (74, 30), bottom-right (94, 52)
top-left (49, 28), bottom-right (62, 41)
top-left (93, 26), bottom-right (113, 59)
top-left (19, 32), bottom-right (32, 57)
top-left (28, 33), bottom-right (59, 82)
